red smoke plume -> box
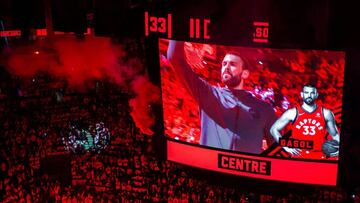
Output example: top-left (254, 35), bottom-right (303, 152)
top-left (7, 36), bottom-right (126, 86)
top-left (5, 35), bottom-right (160, 135)
top-left (129, 76), bottom-right (161, 135)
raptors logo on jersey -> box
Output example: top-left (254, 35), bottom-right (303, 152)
top-left (291, 105), bottom-right (326, 152)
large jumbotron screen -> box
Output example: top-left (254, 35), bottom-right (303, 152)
top-left (159, 38), bottom-right (345, 186)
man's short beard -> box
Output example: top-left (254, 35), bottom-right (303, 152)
top-left (304, 98), bottom-right (315, 105)
top-left (222, 75), bottom-right (242, 88)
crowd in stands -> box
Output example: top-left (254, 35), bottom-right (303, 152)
top-left (0, 64), bottom-right (357, 202)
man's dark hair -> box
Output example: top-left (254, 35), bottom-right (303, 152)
top-left (222, 51), bottom-right (250, 70)
top-left (302, 83), bottom-right (318, 91)
top-left (303, 83), bottom-right (317, 88)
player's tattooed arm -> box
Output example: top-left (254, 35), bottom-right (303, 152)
top-left (323, 108), bottom-right (340, 156)
top-left (270, 108), bottom-right (301, 156)
top-left (270, 108), bottom-right (297, 143)
top-left (323, 108), bottom-right (340, 142)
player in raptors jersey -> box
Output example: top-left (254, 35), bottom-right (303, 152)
top-left (270, 84), bottom-right (340, 159)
